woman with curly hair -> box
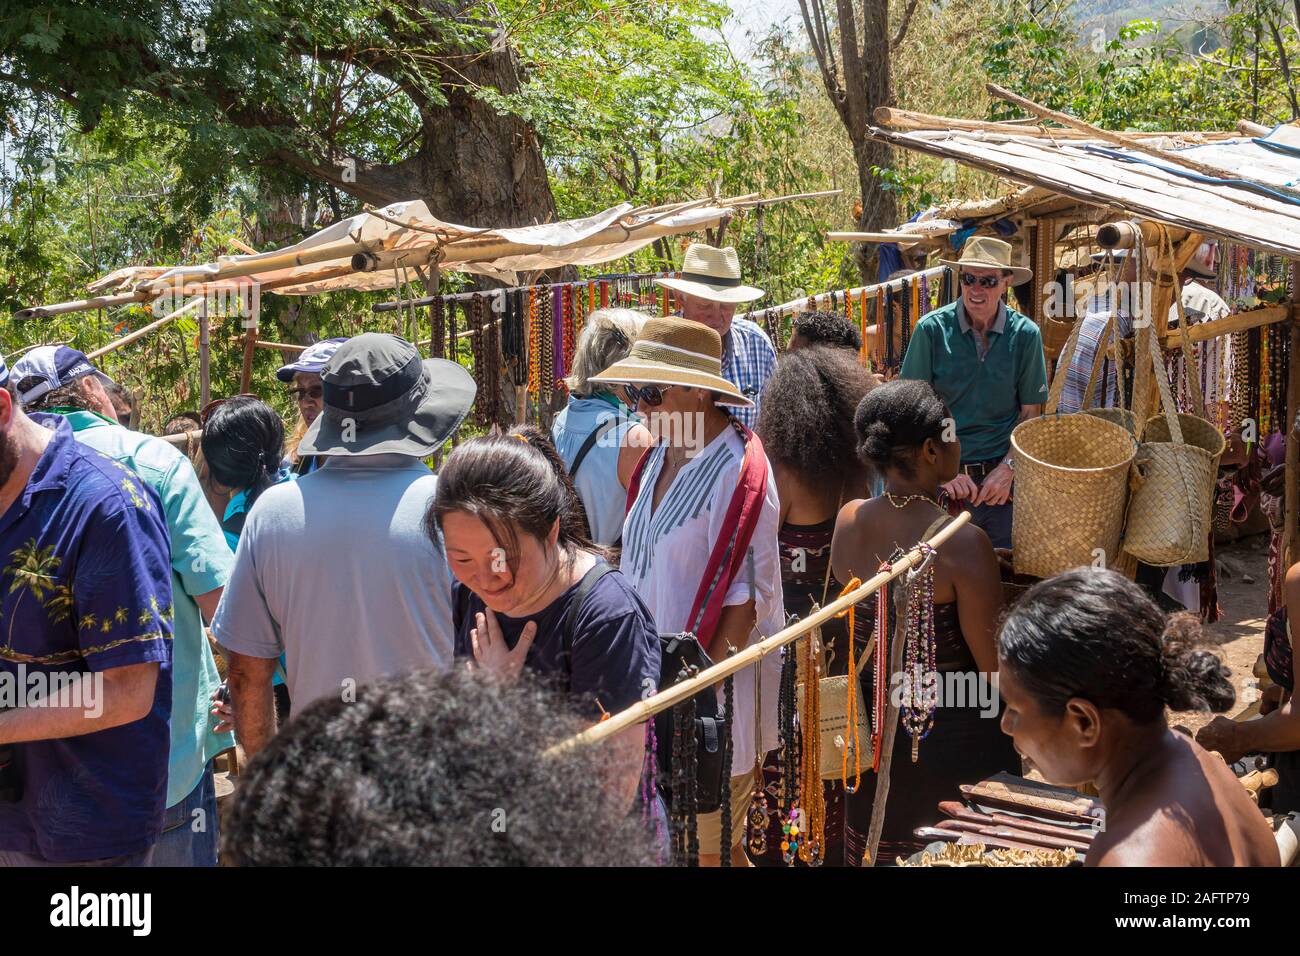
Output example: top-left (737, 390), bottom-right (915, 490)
top-left (752, 344), bottom-right (873, 866)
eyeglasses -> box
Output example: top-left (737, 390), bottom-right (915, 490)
top-left (960, 273), bottom-right (1002, 289)
top-left (200, 393), bottom-right (259, 427)
top-left (290, 385), bottom-right (323, 402)
top-left (622, 384), bottom-right (676, 407)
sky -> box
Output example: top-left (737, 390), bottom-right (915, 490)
top-left (723, 0), bottom-right (804, 59)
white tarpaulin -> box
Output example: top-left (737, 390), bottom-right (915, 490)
top-left (137, 200), bottom-right (732, 296)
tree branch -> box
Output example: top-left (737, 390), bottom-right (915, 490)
top-left (1269, 14), bottom-right (1300, 119)
top-left (892, 0), bottom-right (922, 49)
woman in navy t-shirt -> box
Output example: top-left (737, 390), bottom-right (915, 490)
top-left (428, 427), bottom-right (660, 719)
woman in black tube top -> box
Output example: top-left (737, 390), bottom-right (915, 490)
top-left (752, 343), bottom-right (874, 866)
top-left (831, 379), bottom-right (1020, 864)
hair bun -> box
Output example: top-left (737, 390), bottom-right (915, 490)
top-left (858, 419), bottom-right (893, 466)
top-left (1157, 614), bottom-right (1234, 713)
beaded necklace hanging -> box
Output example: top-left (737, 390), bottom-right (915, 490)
top-left (485, 294), bottom-right (502, 429)
top-left (776, 644), bottom-right (802, 864)
top-left (718, 670), bottom-right (736, 868)
top-left (899, 280), bottom-right (912, 358)
top-left (561, 284), bottom-right (576, 384)
top-left (858, 290), bottom-right (870, 369)
top-left (1231, 329), bottom-right (1250, 436)
top-left (871, 560), bottom-right (892, 773)
top-left (910, 275), bottom-right (921, 331)
top-left (539, 288), bottom-right (554, 406)
top-left (446, 297), bottom-right (459, 363)
top-left (874, 292), bottom-right (885, 372)
top-left (901, 544), bottom-right (938, 763)
top-left (763, 308), bottom-right (777, 348)
top-left (836, 577), bottom-right (864, 792)
top-left (1247, 327), bottom-right (1262, 439)
top-left (920, 273), bottom-right (930, 315)
top-left (796, 629), bottom-right (825, 865)
top-left (669, 671), bottom-right (699, 867)
top-left (526, 288), bottom-right (541, 400)
top-left (469, 293), bottom-right (487, 428)
top-left (884, 286), bottom-right (897, 373)
top-left (431, 296), bottom-right (447, 360)
top-left (747, 662), bottom-right (771, 856)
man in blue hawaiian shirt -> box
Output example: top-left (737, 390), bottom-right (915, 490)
top-left (0, 353), bottom-right (174, 866)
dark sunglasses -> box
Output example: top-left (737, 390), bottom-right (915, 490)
top-left (290, 385), bottom-right (324, 401)
top-left (200, 393), bottom-right (259, 427)
top-left (960, 273), bottom-right (1002, 289)
top-left (622, 383), bottom-right (676, 408)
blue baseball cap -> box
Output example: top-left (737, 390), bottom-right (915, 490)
top-left (276, 337), bottom-right (349, 383)
top-left (12, 345), bottom-right (117, 406)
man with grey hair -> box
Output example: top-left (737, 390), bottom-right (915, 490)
top-left (551, 308), bottom-right (654, 545)
top-left (12, 345), bottom-right (233, 866)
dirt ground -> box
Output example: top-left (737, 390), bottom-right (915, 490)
top-left (1169, 532), bottom-right (1272, 736)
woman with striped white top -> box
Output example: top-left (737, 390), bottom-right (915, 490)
top-left (590, 316), bottom-right (783, 868)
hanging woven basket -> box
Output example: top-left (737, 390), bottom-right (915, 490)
top-left (1122, 412), bottom-right (1226, 566)
top-left (1121, 317), bottom-right (1226, 567)
top-left (1011, 414), bottom-right (1136, 578)
top-left (1081, 406), bottom-right (1139, 436)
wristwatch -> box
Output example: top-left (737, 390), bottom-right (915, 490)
top-left (1002, 456), bottom-right (1015, 472)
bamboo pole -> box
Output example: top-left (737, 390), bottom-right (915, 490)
top-left (85, 296), bottom-right (204, 360)
top-left (1160, 304), bottom-right (1290, 347)
top-left (744, 265), bottom-right (948, 322)
top-left (159, 428), bottom-right (203, 450)
top-left (14, 289), bottom-right (153, 321)
top-left (865, 579), bottom-right (912, 867)
top-left (544, 511), bottom-right (972, 755)
top-left (1238, 119), bottom-right (1271, 136)
top-left (199, 298), bottom-right (210, 411)
top-left (874, 106), bottom-right (1241, 143)
top-left (987, 84), bottom-right (1300, 205)
top-left (825, 231), bottom-right (942, 243)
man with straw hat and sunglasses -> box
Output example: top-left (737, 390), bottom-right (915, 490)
top-left (591, 316), bottom-right (783, 867)
top-left (656, 243), bottom-right (775, 428)
top-left (900, 236), bottom-right (1048, 549)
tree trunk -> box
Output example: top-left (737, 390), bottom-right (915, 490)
top-left (853, 136), bottom-right (899, 282)
top-left (853, 0), bottom-right (896, 282)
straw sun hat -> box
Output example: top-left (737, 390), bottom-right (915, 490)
top-left (587, 316), bottom-right (752, 407)
top-left (940, 235), bottom-right (1032, 285)
top-left (654, 243), bottom-right (765, 304)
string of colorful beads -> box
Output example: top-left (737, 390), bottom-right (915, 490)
top-left (796, 628), bottom-right (825, 865)
top-left (901, 545), bottom-right (938, 764)
top-left (872, 561), bottom-right (892, 773)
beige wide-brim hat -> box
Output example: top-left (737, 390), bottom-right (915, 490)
top-left (587, 316), bottom-right (753, 407)
top-left (940, 235), bottom-right (1032, 286)
top-left (655, 243), bottom-right (765, 304)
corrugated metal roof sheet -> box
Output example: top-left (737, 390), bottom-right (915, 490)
top-left (872, 124), bottom-right (1300, 258)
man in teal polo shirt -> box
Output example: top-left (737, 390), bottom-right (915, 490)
top-left (899, 237), bottom-right (1048, 548)
top-left (12, 346), bottom-right (234, 866)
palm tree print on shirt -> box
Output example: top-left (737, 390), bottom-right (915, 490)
top-left (1, 539), bottom-right (172, 664)
top-left (4, 539), bottom-right (60, 650)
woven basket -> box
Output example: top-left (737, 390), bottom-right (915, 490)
top-left (1122, 412), bottom-right (1225, 565)
top-left (1011, 414), bottom-right (1136, 578)
top-left (1082, 406), bottom-right (1138, 437)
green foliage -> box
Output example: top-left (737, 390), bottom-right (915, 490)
top-left (6, 0), bottom-right (1300, 432)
